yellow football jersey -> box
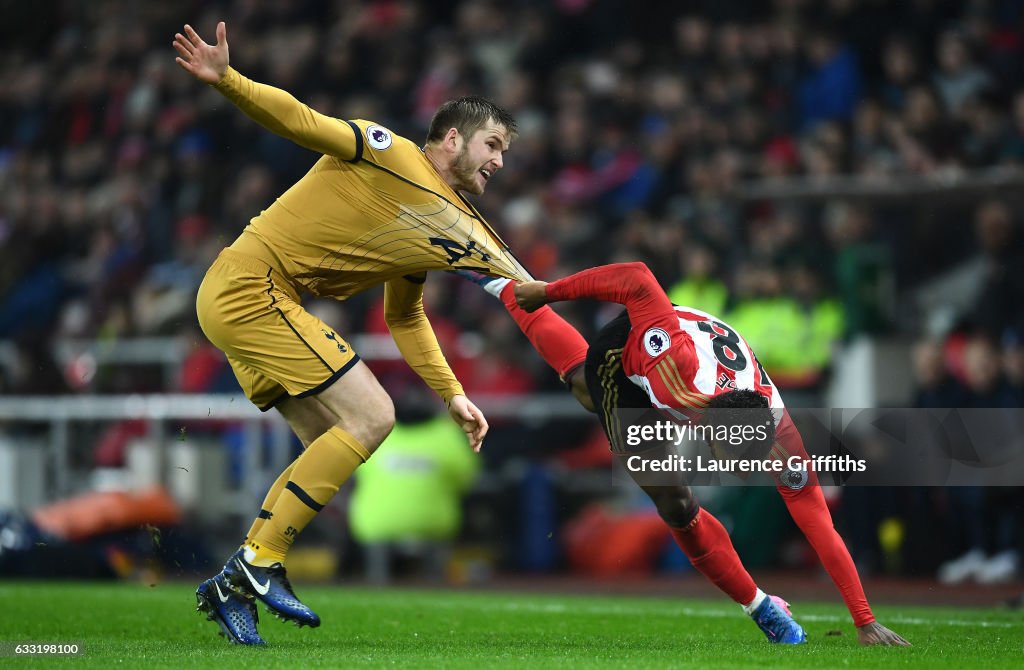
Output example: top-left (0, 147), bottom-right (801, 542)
top-left (206, 67), bottom-right (531, 404)
top-left (214, 67), bottom-right (532, 300)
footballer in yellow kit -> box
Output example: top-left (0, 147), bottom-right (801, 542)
top-left (177, 20), bottom-right (522, 644)
top-left (196, 67), bottom-right (531, 411)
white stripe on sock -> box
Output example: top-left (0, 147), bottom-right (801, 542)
top-left (742, 588), bottom-right (767, 615)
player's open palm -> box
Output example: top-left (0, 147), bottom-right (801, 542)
top-left (857, 622), bottom-right (910, 646)
top-left (174, 22), bottom-right (229, 84)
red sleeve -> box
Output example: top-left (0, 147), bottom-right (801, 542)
top-left (774, 416), bottom-right (875, 627)
top-left (545, 262), bottom-right (677, 331)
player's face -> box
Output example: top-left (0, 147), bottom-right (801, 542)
top-left (451, 122), bottom-right (510, 194)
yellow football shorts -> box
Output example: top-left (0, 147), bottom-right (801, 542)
top-left (196, 248), bottom-right (359, 411)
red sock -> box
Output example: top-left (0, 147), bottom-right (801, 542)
top-left (669, 508), bottom-right (758, 605)
top-left (499, 282), bottom-right (589, 379)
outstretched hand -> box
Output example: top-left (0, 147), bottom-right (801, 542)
top-left (173, 22), bottom-right (229, 84)
top-left (856, 622), bottom-right (910, 646)
top-left (448, 395), bottom-right (489, 452)
top-left (514, 281), bottom-right (549, 312)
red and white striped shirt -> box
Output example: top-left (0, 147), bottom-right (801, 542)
top-left (624, 304), bottom-right (784, 422)
top-left (545, 261), bottom-right (875, 627)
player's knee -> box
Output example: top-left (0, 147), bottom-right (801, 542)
top-left (366, 397), bottom-right (396, 449)
top-left (340, 393), bottom-right (395, 453)
top-left (653, 488), bottom-right (699, 527)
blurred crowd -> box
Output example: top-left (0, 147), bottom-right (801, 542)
top-left (2, 0), bottom-right (1024, 583)
top-left (3, 0), bottom-right (1024, 399)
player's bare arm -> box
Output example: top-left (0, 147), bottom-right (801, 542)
top-left (515, 281), bottom-right (549, 312)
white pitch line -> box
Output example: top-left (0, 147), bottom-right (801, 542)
top-left (439, 599), bottom-right (1020, 629)
top-left (800, 613), bottom-right (1018, 629)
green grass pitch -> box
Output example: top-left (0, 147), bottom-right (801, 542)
top-left (1, 582), bottom-right (1021, 668)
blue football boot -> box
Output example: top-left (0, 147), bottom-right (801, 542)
top-left (750, 595), bottom-right (807, 644)
top-left (222, 549), bottom-right (321, 628)
top-left (195, 573), bottom-right (266, 645)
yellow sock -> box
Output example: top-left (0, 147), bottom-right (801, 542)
top-left (242, 460), bottom-right (297, 547)
top-left (248, 426), bottom-right (369, 566)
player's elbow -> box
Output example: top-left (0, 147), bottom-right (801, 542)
top-left (615, 262), bottom-right (659, 298)
top-left (383, 303), bottom-right (426, 328)
top-left (618, 261), bottom-right (655, 282)
top-left (383, 311), bottom-right (414, 329)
